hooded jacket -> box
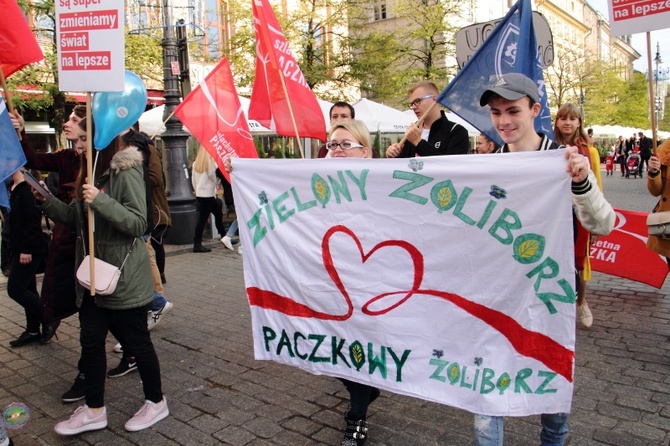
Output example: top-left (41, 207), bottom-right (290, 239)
top-left (647, 139), bottom-right (670, 258)
top-left (40, 147), bottom-right (153, 310)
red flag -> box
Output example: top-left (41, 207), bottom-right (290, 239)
top-left (173, 58), bottom-right (258, 182)
top-left (590, 208), bottom-right (668, 288)
top-left (249, 0), bottom-right (327, 142)
top-left (0, 0), bottom-right (44, 78)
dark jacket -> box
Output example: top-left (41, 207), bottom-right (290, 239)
top-left (40, 147), bottom-right (153, 310)
top-left (639, 136), bottom-right (653, 158)
top-left (9, 181), bottom-right (49, 256)
top-left (122, 130), bottom-right (172, 229)
top-left (20, 129), bottom-right (81, 202)
top-left (398, 111), bottom-right (469, 157)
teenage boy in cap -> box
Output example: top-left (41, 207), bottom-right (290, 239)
top-left (474, 73), bottom-right (615, 446)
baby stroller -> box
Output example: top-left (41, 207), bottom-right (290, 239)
top-left (626, 152), bottom-right (641, 178)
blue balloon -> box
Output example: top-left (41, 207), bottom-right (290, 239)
top-left (92, 71), bottom-right (148, 149)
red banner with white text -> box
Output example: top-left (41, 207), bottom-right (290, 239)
top-left (249, 0), bottom-right (326, 142)
top-left (173, 58), bottom-right (258, 182)
top-left (589, 208), bottom-right (668, 288)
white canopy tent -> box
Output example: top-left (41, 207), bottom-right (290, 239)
top-left (591, 124), bottom-right (670, 141)
top-left (351, 98), bottom-right (414, 133)
top-left (139, 97), bottom-right (333, 137)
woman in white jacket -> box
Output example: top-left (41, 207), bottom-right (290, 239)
top-left (191, 146), bottom-right (226, 252)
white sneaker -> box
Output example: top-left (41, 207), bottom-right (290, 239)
top-left (148, 301), bottom-right (174, 331)
top-left (125, 398), bottom-right (169, 432)
top-left (578, 301), bottom-right (593, 328)
top-left (221, 235), bottom-right (234, 251)
top-left (113, 342), bottom-right (123, 353)
top-left (237, 246), bottom-right (243, 255)
top-left (54, 405), bottom-right (107, 435)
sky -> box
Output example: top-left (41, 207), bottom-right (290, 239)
top-left (587, 0), bottom-right (670, 74)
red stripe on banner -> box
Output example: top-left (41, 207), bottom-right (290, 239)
top-left (247, 287), bottom-right (352, 320)
top-left (590, 208), bottom-right (668, 288)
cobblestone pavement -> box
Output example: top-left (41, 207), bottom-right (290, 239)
top-left (0, 169), bottom-right (668, 445)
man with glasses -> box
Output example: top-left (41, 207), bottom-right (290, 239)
top-left (386, 80), bottom-right (469, 158)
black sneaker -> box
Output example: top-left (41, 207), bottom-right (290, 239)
top-left (9, 331), bottom-right (40, 348)
top-left (61, 374), bottom-right (86, 403)
top-left (107, 357), bottom-right (137, 378)
top-left (342, 416), bottom-right (368, 446)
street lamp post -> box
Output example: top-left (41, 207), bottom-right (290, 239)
top-left (161, 0), bottom-right (197, 244)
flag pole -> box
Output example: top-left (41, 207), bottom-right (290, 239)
top-left (397, 100), bottom-right (439, 148)
top-left (86, 92), bottom-right (96, 296)
top-left (0, 70), bottom-right (22, 140)
top-left (149, 108), bottom-right (176, 140)
top-left (278, 72), bottom-right (305, 158)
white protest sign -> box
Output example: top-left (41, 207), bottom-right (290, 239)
top-left (231, 151), bottom-right (577, 417)
top-left (609, 0), bottom-right (670, 37)
top-left (55, 0), bottom-right (125, 91)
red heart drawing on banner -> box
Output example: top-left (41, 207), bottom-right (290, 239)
top-left (322, 225), bottom-right (424, 316)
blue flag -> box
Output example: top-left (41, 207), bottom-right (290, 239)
top-left (0, 97), bottom-right (27, 209)
top-left (437, 0), bottom-right (552, 147)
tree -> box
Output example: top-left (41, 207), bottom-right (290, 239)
top-left (346, 0), bottom-right (467, 106)
top-left (545, 45), bottom-right (587, 109)
top-left (125, 31), bottom-right (163, 86)
top-left (392, 0), bottom-right (464, 83)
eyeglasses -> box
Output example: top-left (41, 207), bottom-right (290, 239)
top-left (408, 94), bottom-right (435, 109)
top-left (326, 140), bottom-right (365, 151)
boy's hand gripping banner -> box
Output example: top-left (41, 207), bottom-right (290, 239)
top-left (231, 151), bottom-right (576, 416)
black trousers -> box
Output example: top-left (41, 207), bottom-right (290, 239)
top-left (194, 197), bottom-right (225, 244)
top-left (150, 224), bottom-right (169, 275)
top-left (7, 254), bottom-right (45, 333)
top-left (340, 378), bottom-right (375, 419)
top-left (79, 296), bottom-right (163, 408)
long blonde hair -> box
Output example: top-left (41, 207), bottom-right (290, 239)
top-left (193, 145), bottom-right (213, 173)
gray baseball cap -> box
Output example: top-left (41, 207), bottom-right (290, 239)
top-left (479, 73), bottom-right (539, 106)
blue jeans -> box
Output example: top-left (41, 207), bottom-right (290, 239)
top-left (474, 413), bottom-right (569, 446)
top-left (150, 290), bottom-right (167, 312)
top-left (226, 219), bottom-right (238, 238)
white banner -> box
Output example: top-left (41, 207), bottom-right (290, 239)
top-left (231, 150), bottom-right (576, 417)
top-left (56, 0), bottom-right (125, 91)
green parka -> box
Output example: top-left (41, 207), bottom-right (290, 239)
top-left (40, 147), bottom-right (153, 310)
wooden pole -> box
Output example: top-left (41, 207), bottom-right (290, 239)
top-left (647, 32), bottom-right (658, 155)
top-left (0, 70), bottom-right (22, 140)
top-left (397, 100), bottom-right (439, 148)
top-left (86, 93), bottom-right (96, 296)
top-left (149, 108), bottom-right (176, 140)
top-left (277, 70), bottom-right (305, 159)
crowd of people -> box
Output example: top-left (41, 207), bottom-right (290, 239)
top-left (2, 71), bottom-right (667, 446)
